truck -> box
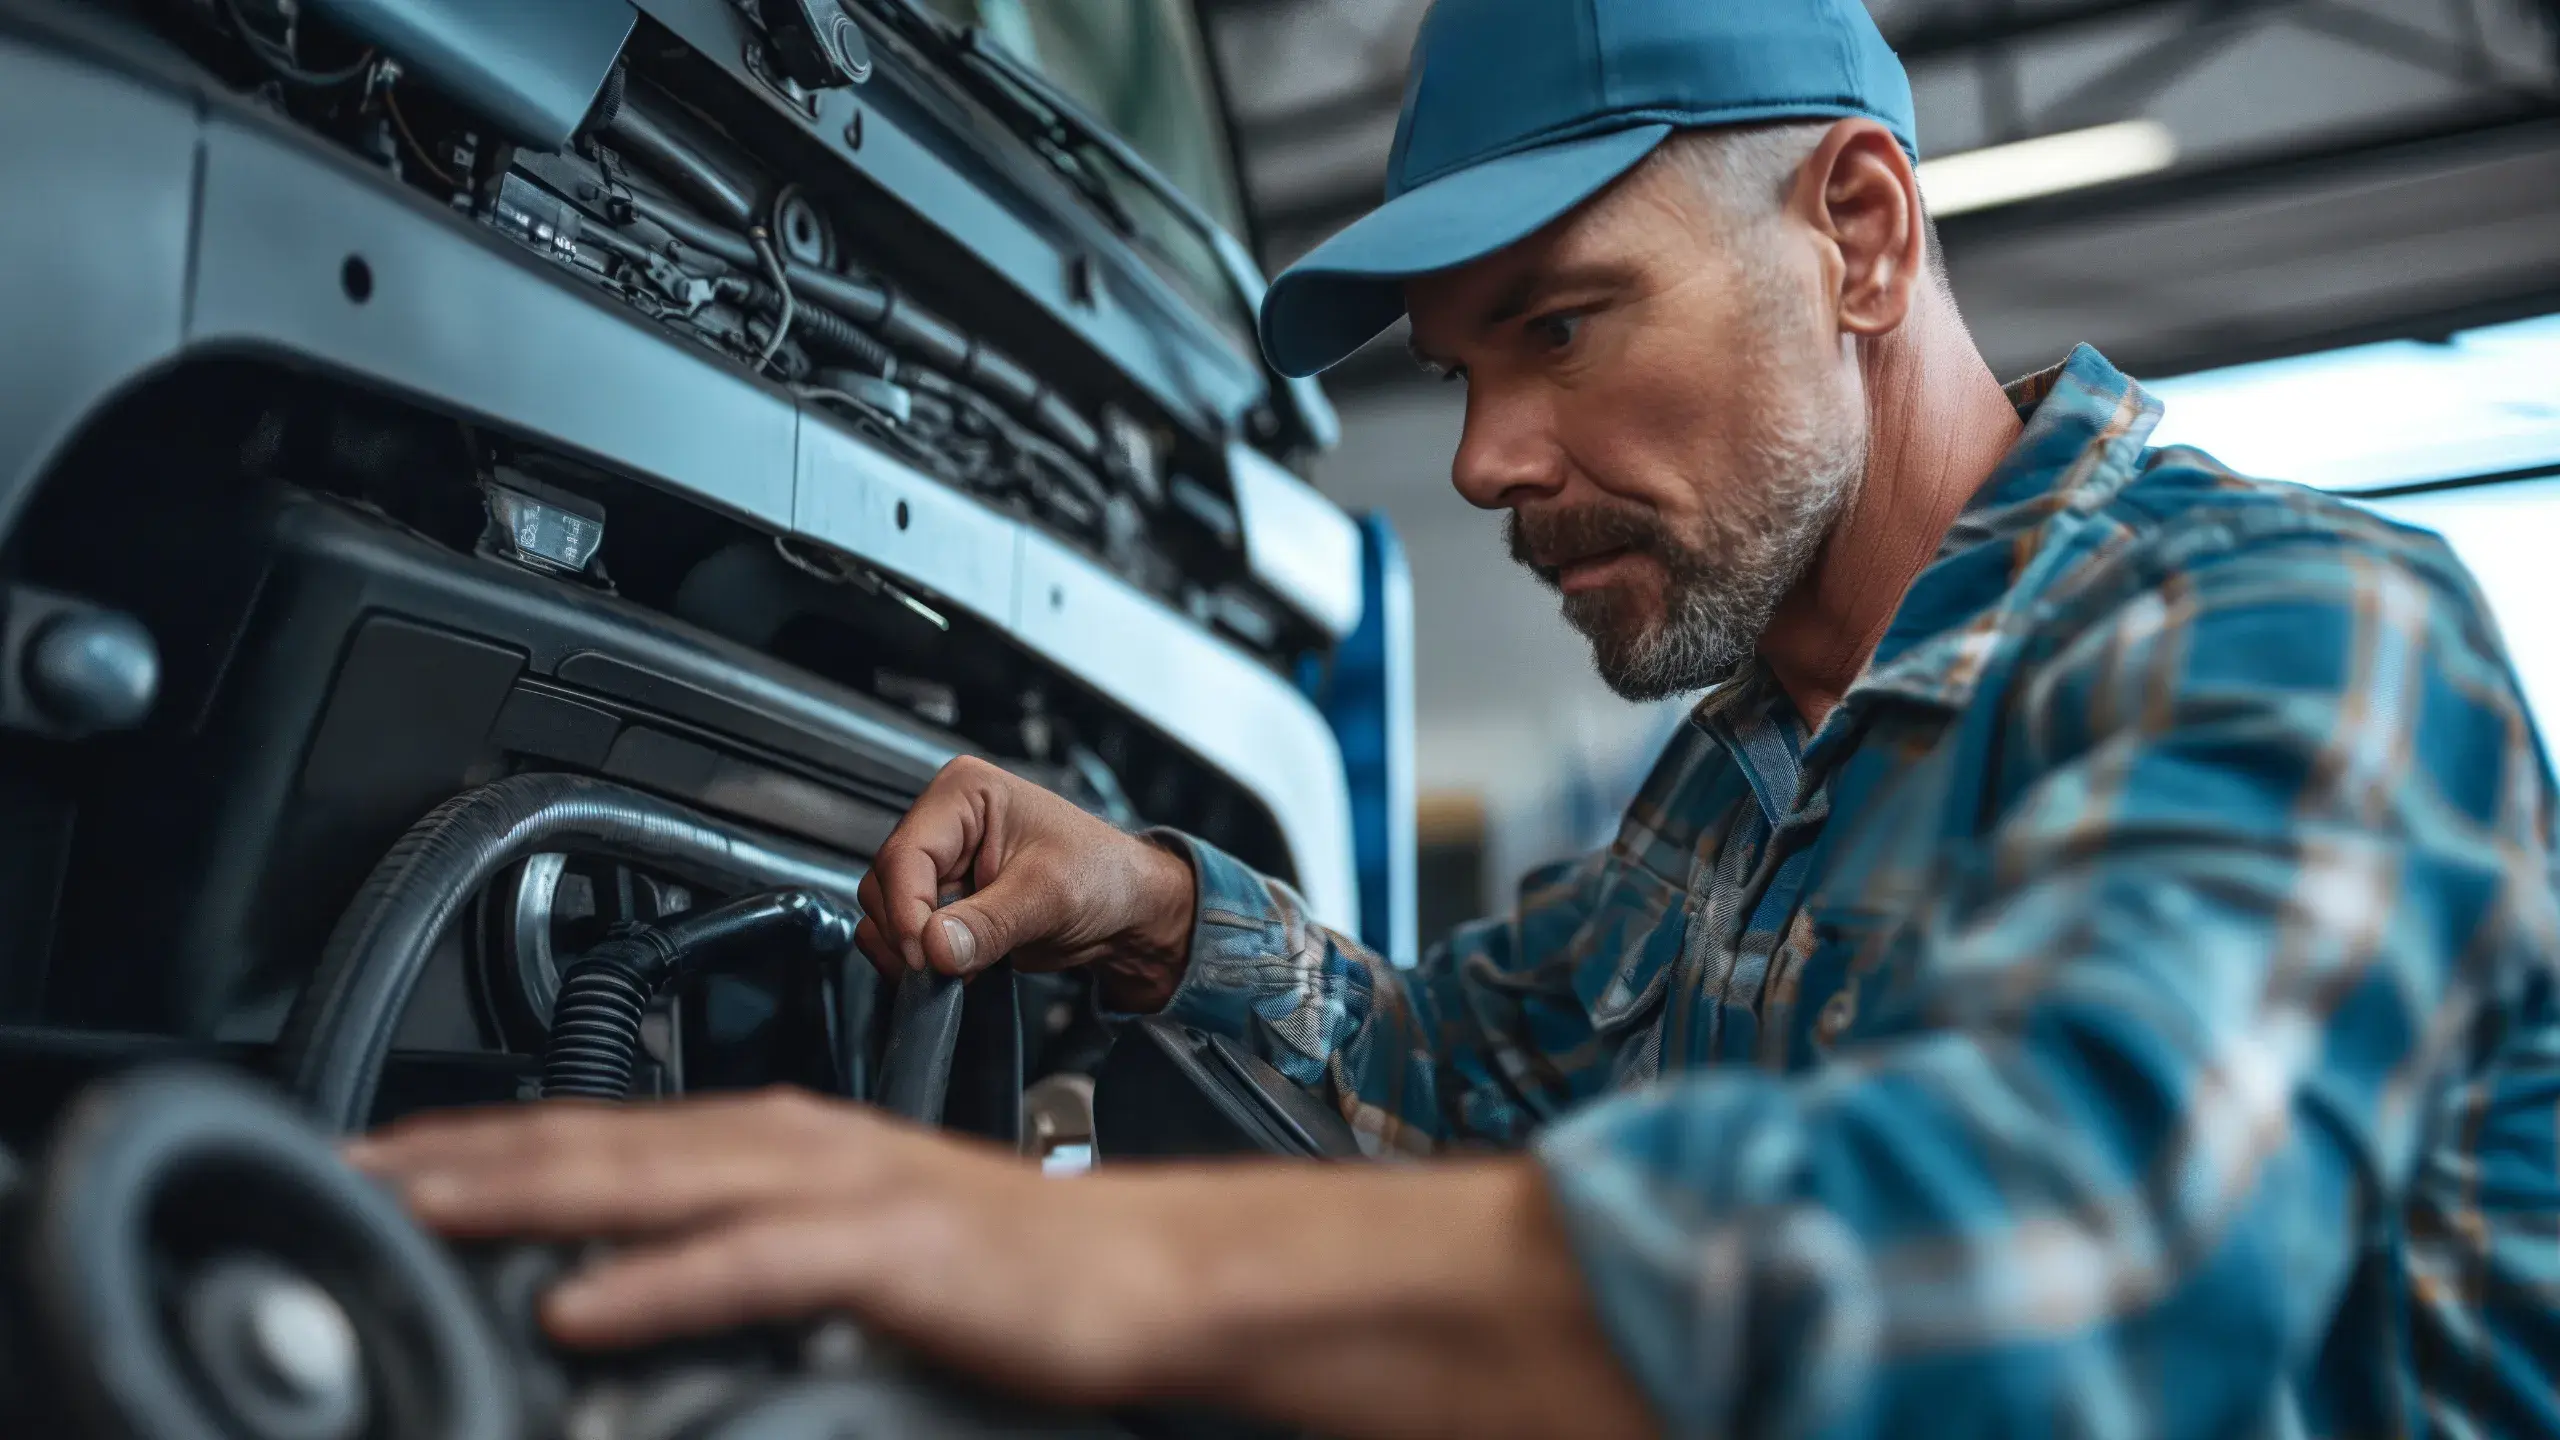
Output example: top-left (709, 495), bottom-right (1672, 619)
top-left (0, 1), bottom-right (1397, 1433)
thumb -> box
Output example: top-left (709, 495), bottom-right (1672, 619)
top-left (919, 876), bottom-right (1050, 976)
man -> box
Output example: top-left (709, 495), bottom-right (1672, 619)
top-left (352, 1), bottom-right (2560, 1435)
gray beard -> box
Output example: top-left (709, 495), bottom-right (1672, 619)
top-left (1512, 411), bottom-right (1864, 703)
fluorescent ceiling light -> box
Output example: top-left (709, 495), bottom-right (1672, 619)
top-left (1917, 120), bottom-right (2179, 217)
top-left (2146, 313), bottom-right (2560, 493)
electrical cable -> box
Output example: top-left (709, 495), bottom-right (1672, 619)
top-left (749, 225), bottom-right (796, 374)
top-left (796, 385), bottom-right (907, 434)
top-left (382, 84), bottom-right (459, 190)
top-left (218, 0), bottom-right (376, 87)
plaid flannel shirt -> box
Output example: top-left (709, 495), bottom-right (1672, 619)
top-left (1153, 346), bottom-right (2560, 1438)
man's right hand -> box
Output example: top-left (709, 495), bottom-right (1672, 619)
top-left (852, 756), bottom-right (1198, 1013)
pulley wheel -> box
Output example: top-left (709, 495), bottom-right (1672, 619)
top-left (21, 1066), bottom-right (522, 1440)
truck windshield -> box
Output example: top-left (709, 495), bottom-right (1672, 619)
top-left (918, 0), bottom-right (1252, 257)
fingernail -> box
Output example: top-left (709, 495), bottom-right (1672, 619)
top-left (940, 915), bottom-right (978, 972)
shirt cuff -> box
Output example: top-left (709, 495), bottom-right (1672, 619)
top-left (1101, 829), bottom-right (1302, 1046)
top-left (1531, 1076), bottom-right (1860, 1439)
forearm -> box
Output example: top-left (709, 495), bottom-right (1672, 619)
top-left (1089, 1160), bottom-right (1654, 1440)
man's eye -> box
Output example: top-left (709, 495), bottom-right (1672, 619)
top-left (1530, 313), bottom-right (1584, 351)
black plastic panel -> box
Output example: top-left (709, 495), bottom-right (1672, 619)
top-left (601, 724), bottom-right (901, 855)
top-left (0, 1025), bottom-right (527, 1151)
top-left (555, 651), bottom-right (941, 802)
top-left (486, 683), bottom-right (621, 769)
top-left (300, 618), bottom-right (526, 805)
top-left (39, 489), bottom-right (950, 1038)
top-left (1093, 1019), bottom-right (1362, 1162)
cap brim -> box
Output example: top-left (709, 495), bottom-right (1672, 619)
top-left (1259, 123), bottom-right (1673, 378)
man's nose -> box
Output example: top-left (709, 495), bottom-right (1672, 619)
top-left (1448, 388), bottom-right (1565, 511)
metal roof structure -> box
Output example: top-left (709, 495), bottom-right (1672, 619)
top-left (1205, 0), bottom-right (2560, 386)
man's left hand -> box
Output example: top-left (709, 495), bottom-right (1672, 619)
top-left (348, 1088), bottom-right (1185, 1403)
top-left (349, 1089), bottom-right (1656, 1440)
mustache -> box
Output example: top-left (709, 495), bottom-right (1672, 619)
top-left (1506, 504), bottom-right (1674, 588)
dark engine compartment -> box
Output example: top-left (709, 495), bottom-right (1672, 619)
top-left (0, 0), bottom-right (1336, 1128)
top-left (0, 361), bottom-right (1293, 1054)
top-left (0, 0), bottom-right (1367, 1430)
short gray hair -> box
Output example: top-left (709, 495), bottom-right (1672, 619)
top-left (1651, 122), bottom-right (1947, 281)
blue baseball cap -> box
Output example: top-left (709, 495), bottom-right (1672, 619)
top-left (1259, 0), bottom-right (1918, 378)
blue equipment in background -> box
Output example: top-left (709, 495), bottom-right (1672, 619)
top-left (1307, 515), bottom-right (1417, 967)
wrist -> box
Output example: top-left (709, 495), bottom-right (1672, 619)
top-left (1093, 835), bottom-right (1196, 1014)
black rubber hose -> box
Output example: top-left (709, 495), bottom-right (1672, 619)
top-left (789, 264), bottom-right (892, 329)
top-left (874, 969), bottom-right (967, 1125)
top-left (275, 774), bottom-right (870, 1133)
top-left (959, 344), bottom-right (1038, 412)
top-left (540, 890), bottom-right (858, 1101)
top-left (539, 932), bottom-right (667, 1100)
top-left (1031, 388), bottom-right (1103, 459)
top-left (625, 194), bottom-right (898, 332)
top-left (873, 291), bottom-right (971, 373)
top-left (603, 89), bottom-right (759, 229)
top-left (613, 191), bottom-right (1098, 460)
top-left (624, 190), bottom-right (759, 269)
top-left (755, 285), bottom-right (897, 375)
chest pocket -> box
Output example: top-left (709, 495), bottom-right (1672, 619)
top-left (1577, 800), bottom-right (1758, 1085)
top-left (1773, 710), bottom-right (2000, 1065)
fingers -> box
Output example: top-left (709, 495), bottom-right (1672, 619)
top-left (867, 759), bottom-right (996, 970)
top-left (924, 879), bottom-right (1049, 976)
top-left (852, 915), bottom-right (904, 984)
top-left (542, 1210), bottom-right (887, 1349)
top-left (348, 1092), bottom-right (867, 1239)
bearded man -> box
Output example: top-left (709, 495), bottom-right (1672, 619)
top-left (353, 1), bottom-right (2560, 1435)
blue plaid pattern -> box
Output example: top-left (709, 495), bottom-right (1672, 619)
top-left (1152, 346), bottom-right (2560, 1437)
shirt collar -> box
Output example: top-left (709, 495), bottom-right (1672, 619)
top-left (1837, 344), bottom-right (2164, 714)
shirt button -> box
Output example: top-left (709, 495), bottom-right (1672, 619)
top-left (1816, 991), bottom-right (1857, 1043)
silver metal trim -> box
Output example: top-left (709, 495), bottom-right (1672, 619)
top-left (1014, 525), bottom-right (1355, 924)
top-left (794, 416), bottom-right (1015, 625)
top-left (505, 852), bottom-right (572, 1025)
top-left (0, 35), bottom-right (196, 539)
top-left (1228, 439), bottom-right (1365, 642)
top-left (191, 113), bottom-right (803, 532)
top-left (796, 409), bottom-right (1359, 926)
top-left (0, 36), bottom-right (1361, 930)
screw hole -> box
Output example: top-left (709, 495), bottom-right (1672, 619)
top-left (1049, 585), bottom-right (1064, 611)
top-left (894, 500), bottom-right (910, 531)
top-left (340, 255), bottom-right (374, 304)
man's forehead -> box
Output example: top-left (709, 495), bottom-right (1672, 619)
top-left (1409, 212), bottom-right (1592, 332)
top-left (1403, 186), bottom-right (1662, 357)
top-left (1404, 246), bottom-right (1540, 345)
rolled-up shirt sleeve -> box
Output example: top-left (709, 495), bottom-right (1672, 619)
top-left (1144, 829), bottom-right (1621, 1153)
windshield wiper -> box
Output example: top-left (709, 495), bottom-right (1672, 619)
top-left (844, 0), bottom-right (1340, 452)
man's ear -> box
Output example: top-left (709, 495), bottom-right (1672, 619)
top-left (1790, 119), bottom-right (1927, 338)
